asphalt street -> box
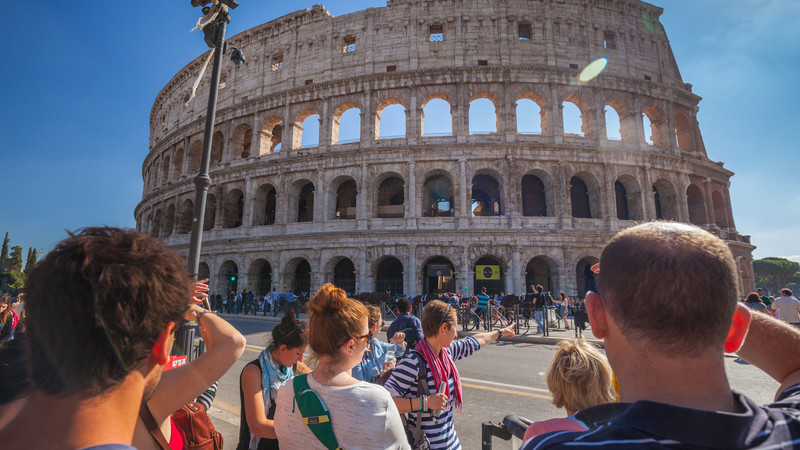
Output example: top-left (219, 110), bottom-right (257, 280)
top-left (205, 316), bottom-right (781, 450)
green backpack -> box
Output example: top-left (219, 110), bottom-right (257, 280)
top-left (292, 374), bottom-right (342, 450)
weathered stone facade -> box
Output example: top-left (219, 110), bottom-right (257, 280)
top-left (136, 0), bottom-right (755, 298)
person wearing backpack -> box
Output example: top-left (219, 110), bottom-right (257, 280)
top-left (384, 300), bottom-right (515, 449)
top-left (273, 283), bottom-right (408, 449)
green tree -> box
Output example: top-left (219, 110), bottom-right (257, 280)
top-left (753, 257), bottom-right (800, 295)
top-left (1, 232), bottom-right (8, 259)
top-left (24, 247), bottom-right (37, 273)
top-left (7, 270), bottom-right (25, 290)
top-left (10, 246), bottom-right (22, 272)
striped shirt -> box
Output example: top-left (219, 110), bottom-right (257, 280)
top-left (521, 384), bottom-right (800, 449)
top-left (384, 336), bottom-right (481, 450)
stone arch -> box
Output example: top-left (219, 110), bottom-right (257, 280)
top-left (261, 114), bottom-right (284, 154)
top-left (152, 209), bottom-right (163, 237)
top-left (211, 130), bottom-right (224, 164)
top-left (468, 91), bottom-right (499, 134)
top-left (330, 175), bottom-right (357, 220)
top-left (712, 190), bottom-right (729, 229)
top-left (331, 257), bottom-right (357, 294)
top-left (521, 169), bottom-right (555, 217)
top-left (562, 93), bottom-right (591, 137)
top-left (642, 104), bottom-right (668, 147)
top-left (686, 184), bottom-right (707, 225)
top-left (178, 198), bottom-right (194, 234)
top-left (570, 172), bottom-right (602, 219)
top-left (422, 171), bottom-right (455, 217)
top-left (294, 108), bottom-right (320, 149)
top-left (232, 123), bottom-right (253, 159)
top-left (161, 155), bottom-right (171, 184)
top-left (284, 257), bottom-right (312, 296)
top-left (188, 140), bottom-right (202, 173)
top-left (421, 93), bottom-right (453, 137)
top-left (288, 179), bottom-right (315, 223)
top-left (576, 256), bottom-right (599, 298)
top-left (375, 97), bottom-right (406, 140)
top-left (525, 255), bottom-right (559, 293)
top-left (248, 259), bottom-right (272, 296)
top-left (253, 183), bottom-right (277, 226)
top-left (144, 213), bottom-right (153, 235)
top-left (471, 171), bottom-right (503, 217)
top-left (173, 147), bottom-right (184, 177)
top-left (204, 193), bottom-right (216, 231)
top-left (603, 98), bottom-right (634, 141)
top-left (674, 111), bottom-right (694, 152)
top-left (218, 260), bottom-right (240, 295)
top-left (222, 188), bottom-right (244, 228)
top-left (422, 255), bottom-right (456, 296)
top-left (163, 203), bottom-right (175, 237)
top-left (198, 262), bottom-right (210, 285)
top-left (331, 102), bottom-right (361, 145)
top-left (652, 178), bottom-right (678, 221)
top-left (375, 256), bottom-right (404, 294)
top-left (376, 173), bottom-right (405, 218)
top-left (473, 255), bottom-right (506, 296)
top-left (614, 174), bottom-right (643, 220)
top-left (516, 91), bottom-right (548, 135)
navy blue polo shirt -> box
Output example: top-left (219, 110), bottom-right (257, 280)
top-left (521, 384), bottom-right (800, 449)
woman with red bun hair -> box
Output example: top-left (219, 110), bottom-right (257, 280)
top-left (273, 283), bottom-right (409, 449)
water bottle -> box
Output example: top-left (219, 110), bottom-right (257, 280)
top-left (384, 348), bottom-right (395, 362)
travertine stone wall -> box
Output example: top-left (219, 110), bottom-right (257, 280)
top-left (136, 0), bottom-right (755, 298)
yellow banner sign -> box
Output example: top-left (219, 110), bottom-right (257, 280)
top-left (476, 265), bottom-right (500, 280)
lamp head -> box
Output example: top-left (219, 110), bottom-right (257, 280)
top-left (191, 0), bottom-right (239, 8)
top-left (230, 47), bottom-right (246, 66)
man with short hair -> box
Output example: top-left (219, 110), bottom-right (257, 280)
top-left (771, 288), bottom-right (800, 326)
top-left (0, 227), bottom-right (191, 449)
top-left (757, 287), bottom-right (772, 308)
top-left (522, 222), bottom-right (800, 449)
top-left (386, 297), bottom-right (424, 348)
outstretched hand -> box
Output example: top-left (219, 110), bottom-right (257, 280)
top-left (191, 278), bottom-right (209, 305)
top-left (499, 325), bottom-right (515, 339)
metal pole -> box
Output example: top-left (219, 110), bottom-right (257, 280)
top-left (187, 17), bottom-right (228, 307)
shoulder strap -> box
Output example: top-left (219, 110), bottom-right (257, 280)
top-left (139, 403), bottom-right (171, 450)
top-left (406, 350), bottom-right (429, 444)
top-left (292, 374), bottom-right (341, 450)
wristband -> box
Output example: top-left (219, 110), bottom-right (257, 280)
top-left (496, 329), bottom-right (502, 339)
top-left (196, 309), bottom-right (215, 323)
top-left (419, 396), bottom-right (424, 412)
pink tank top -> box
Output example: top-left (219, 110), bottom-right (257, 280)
top-left (169, 416), bottom-right (184, 450)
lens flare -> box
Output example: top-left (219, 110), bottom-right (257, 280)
top-left (579, 57), bottom-right (608, 82)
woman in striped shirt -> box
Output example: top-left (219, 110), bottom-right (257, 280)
top-left (384, 300), bottom-right (515, 449)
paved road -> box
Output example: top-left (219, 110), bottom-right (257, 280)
top-left (205, 316), bottom-right (781, 450)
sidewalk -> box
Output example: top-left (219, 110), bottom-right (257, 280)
top-left (217, 311), bottom-right (602, 347)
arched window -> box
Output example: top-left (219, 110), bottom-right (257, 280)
top-left (219, 260), bottom-right (239, 294)
top-left (152, 209), bottom-right (163, 237)
top-left (188, 140), bottom-right (202, 173)
top-left (163, 204), bottom-right (175, 237)
top-left (161, 155), bottom-right (171, 184)
top-left (642, 105), bottom-right (667, 147)
top-left (178, 199), bottom-right (194, 234)
top-left (376, 257), bottom-right (404, 294)
top-left (468, 97), bottom-right (497, 134)
top-left (198, 262), bottom-right (210, 285)
top-left (291, 260), bottom-right (312, 296)
top-left (614, 176), bottom-right (643, 220)
top-left (713, 191), bottom-right (729, 228)
top-left (377, 101), bottom-right (406, 140)
top-left (471, 174), bottom-right (502, 216)
top-left (424, 256), bottom-right (455, 296)
top-left (526, 257), bottom-right (557, 292)
top-left (563, 94), bottom-right (589, 137)
top-left (173, 148), bottom-right (184, 177)
top-left (261, 115), bottom-right (283, 154)
top-left (249, 259), bottom-right (272, 296)
top-left (473, 257), bottom-right (503, 296)
top-left (521, 174), bottom-right (548, 217)
top-left (253, 184), bottom-right (277, 226)
top-left (422, 98), bottom-right (452, 136)
top-left (686, 184), bottom-right (706, 225)
top-left (377, 177), bottom-right (405, 218)
top-left (332, 104), bottom-right (360, 144)
top-left (652, 179), bottom-right (678, 221)
top-left (570, 177), bottom-right (592, 218)
top-left (576, 257), bottom-right (599, 297)
top-left (297, 183), bottom-right (315, 223)
top-left (333, 258), bottom-right (356, 294)
top-left (422, 175), bottom-right (453, 217)
top-left (516, 99), bottom-right (543, 134)
top-left (211, 131), bottom-right (224, 164)
top-left (675, 112), bottom-right (694, 151)
top-left (294, 109), bottom-right (320, 149)
top-left (223, 189), bottom-right (244, 228)
top-left (605, 105), bottom-right (622, 141)
top-left (233, 124), bottom-right (253, 158)
top-left (204, 193), bottom-right (216, 231)
top-left (335, 180), bottom-right (357, 220)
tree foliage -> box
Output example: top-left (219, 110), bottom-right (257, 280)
top-left (1, 232), bottom-right (8, 260)
top-left (753, 257), bottom-right (800, 295)
top-left (9, 246), bottom-right (23, 272)
top-left (24, 247), bottom-right (38, 273)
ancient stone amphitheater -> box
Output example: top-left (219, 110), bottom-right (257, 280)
top-left (137, 0), bottom-right (755, 299)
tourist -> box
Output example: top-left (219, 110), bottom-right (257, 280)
top-left (743, 292), bottom-right (768, 314)
top-left (274, 283), bottom-right (408, 449)
top-left (521, 222), bottom-right (800, 449)
top-left (771, 289), bottom-right (800, 326)
top-left (386, 297), bottom-right (424, 348)
top-left (352, 305), bottom-right (404, 383)
top-left (384, 299), bottom-right (515, 449)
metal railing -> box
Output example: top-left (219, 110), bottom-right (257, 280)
top-left (482, 415), bottom-right (532, 450)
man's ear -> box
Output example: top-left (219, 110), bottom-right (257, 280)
top-left (151, 321), bottom-right (176, 366)
top-left (585, 291), bottom-right (609, 339)
top-left (725, 303), bottom-right (751, 354)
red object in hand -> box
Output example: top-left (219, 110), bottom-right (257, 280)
top-left (164, 355), bottom-right (187, 372)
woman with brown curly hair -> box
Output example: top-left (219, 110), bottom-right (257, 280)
top-left (274, 283), bottom-right (408, 449)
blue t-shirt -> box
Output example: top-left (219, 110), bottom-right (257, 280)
top-left (352, 338), bottom-right (403, 383)
top-left (476, 293), bottom-right (490, 310)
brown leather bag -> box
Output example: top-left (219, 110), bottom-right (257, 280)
top-left (172, 402), bottom-right (224, 450)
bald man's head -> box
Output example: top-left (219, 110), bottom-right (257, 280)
top-left (597, 222), bottom-right (738, 356)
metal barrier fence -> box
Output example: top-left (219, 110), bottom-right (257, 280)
top-left (482, 415), bottom-right (532, 449)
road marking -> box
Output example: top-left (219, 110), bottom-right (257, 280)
top-left (462, 383), bottom-right (551, 400)
top-left (460, 377), bottom-right (551, 394)
top-left (245, 345), bottom-right (265, 353)
top-left (208, 399), bottom-right (241, 426)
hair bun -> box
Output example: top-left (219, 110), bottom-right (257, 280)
top-left (307, 283), bottom-right (347, 315)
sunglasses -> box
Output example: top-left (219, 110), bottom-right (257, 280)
top-left (353, 332), bottom-right (370, 343)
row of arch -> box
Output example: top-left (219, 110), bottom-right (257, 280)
top-left (146, 90), bottom-right (700, 191)
top-left (198, 253), bottom-right (599, 299)
top-left (143, 170), bottom-right (732, 238)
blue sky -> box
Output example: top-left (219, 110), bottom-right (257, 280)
top-left (1, 0), bottom-right (798, 262)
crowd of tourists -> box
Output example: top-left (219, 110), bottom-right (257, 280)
top-left (2, 222), bottom-right (800, 449)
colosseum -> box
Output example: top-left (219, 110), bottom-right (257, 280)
top-left (136, 0), bottom-right (756, 300)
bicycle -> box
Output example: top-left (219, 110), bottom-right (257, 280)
top-left (502, 307), bottom-right (530, 334)
top-left (460, 305), bottom-right (487, 331)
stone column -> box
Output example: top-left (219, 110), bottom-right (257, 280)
top-left (702, 177), bottom-right (715, 227)
top-left (213, 185), bottom-right (224, 229)
top-left (676, 173), bottom-right (690, 223)
top-left (362, 89), bottom-right (373, 145)
top-left (723, 184), bottom-right (736, 231)
top-left (407, 160), bottom-right (417, 228)
top-left (315, 167), bottom-right (325, 226)
top-left (358, 163), bottom-right (368, 230)
top-left (511, 249), bottom-right (521, 294)
top-left (408, 86), bottom-right (419, 145)
top-left (358, 249), bottom-right (368, 294)
top-left (406, 245), bottom-right (417, 296)
top-left (460, 246), bottom-right (470, 296)
top-left (641, 166), bottom-right (655, 220)
top-left (242, 176), bottom-right (256, 227)
top-left (549, 83), bottom-right (563, 143)
top-left (457, 159), bottom-right (469, 228)
top-left (318, 99), bottom-right (330, 152)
